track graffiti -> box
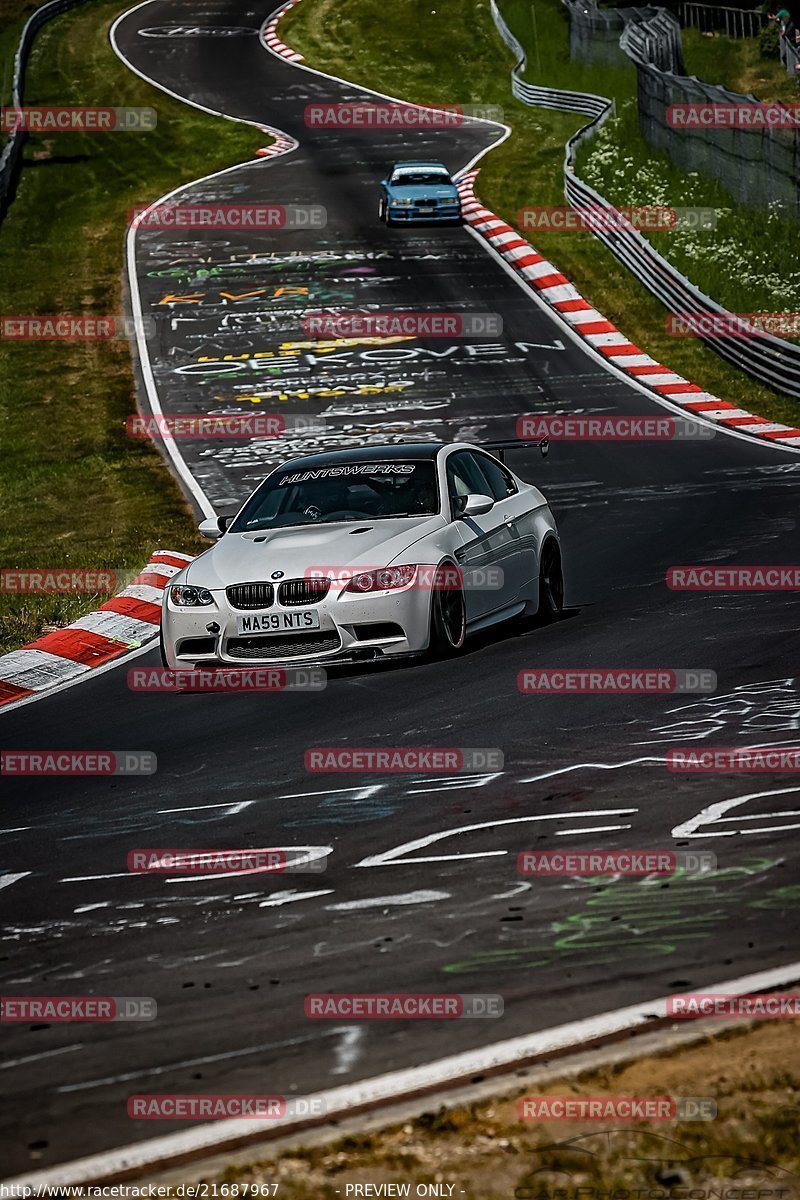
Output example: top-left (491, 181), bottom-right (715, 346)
top-left (441, 859), bottom-right (786, 974)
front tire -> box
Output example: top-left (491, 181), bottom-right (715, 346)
top-left (379, 196), bottom-right (387, 222)
top-left (428, 562), bottom-right (466, 656)
top-left (159, 626), bottom-right (170, 667)
top-left (538, 539), bottom-right (564, 621)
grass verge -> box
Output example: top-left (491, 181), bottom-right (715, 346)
top-left (681, 26), bottom-right (800, 105)
top-left (0, 0), bottom-right (263, 653)
top-left (198, 1021), bottom-right (799, 1196)
top-left (280, 0), bottom-right (800, 427)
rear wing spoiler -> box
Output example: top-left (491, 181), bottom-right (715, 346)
top-left (479, 438), bottom-right (549, 464)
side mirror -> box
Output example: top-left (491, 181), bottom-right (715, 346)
top-left (461, 493), bottom-right (494, 517)
top-left (198, 514), bottom-right (233, 539)
top-left (380, 179), bottom-right (389, 187)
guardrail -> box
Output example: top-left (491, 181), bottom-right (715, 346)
top-left (678, 2), bottom-right (767, 39)
top-left (489, 0), bottom-right (800, 399)
top-left (0, 0), bottom-right (89, 223)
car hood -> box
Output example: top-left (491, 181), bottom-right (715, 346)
top-left (386, 182), bottom-right (459, 200)
top-left (184, 516), bottom-right (446, 588)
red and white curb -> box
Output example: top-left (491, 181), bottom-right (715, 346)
top-left (261, 0), bottom-right (304, 62)
top-left (456, 171), bottom-right (800, 447)
top-left (0, 551), bottom-right (191, 711)
top-left (256, 131), bottom-right (298, 158)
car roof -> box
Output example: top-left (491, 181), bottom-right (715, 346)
top-left (275, 443), bottom-right (447, 471)
top-left (391, 161), bottom-right (448, 170)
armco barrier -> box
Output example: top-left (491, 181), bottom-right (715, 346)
top-left (0, 0), bottom-right (89, 223)
top-left (490, 0), bottom-right (800, 399)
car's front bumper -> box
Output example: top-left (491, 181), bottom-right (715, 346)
top-left (161, 583), bottom-right (434, 669)
top-left (388, 206), bottom-right (462, 222)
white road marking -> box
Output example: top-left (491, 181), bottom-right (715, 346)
top-left (157, 801), bottom-right (255, 814)
top-left (355, 809), bottom-right (637, 867)
top-left (517, 757), bottom-right (665, 783)
top-left (0, 872), bottom-right (30, 891)
top-left (258, 889), bottom-right (334, 908)
top-left (331, 1026), bottom-right (364, 1075)
top-left (554, 823), bottom-right (633, 836)
top-left (280, 784), bottom-right (384, 800)
top-left (672, 785), bottom-right (800, 839)
top-left (325, 890), bottom-right (449, 911)
top-left (165, 846), bottom-right (333, 882)
top-left (56, 1026), bottom-right (360, 1093)
top-left (490, 882), bottom-right (531, 899)
top-left (0, 1045), bottom-right (82, 1070)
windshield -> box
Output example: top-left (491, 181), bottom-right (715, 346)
top-left (231, 462), bottom-right (441, 532)
top-left (391, 170), bottom-right (452, 187)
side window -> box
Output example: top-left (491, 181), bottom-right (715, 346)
top-left (446, 452), bottom-right (492, 515)
top-left (475, 453), bottom-right (518, 500)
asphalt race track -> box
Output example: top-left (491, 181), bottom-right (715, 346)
top-left (2, 0), bottom-right (800, 1177)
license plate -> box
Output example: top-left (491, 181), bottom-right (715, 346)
top-left (419, 206), bottom-right (434, 213)
top-left (236, 610), bottom-right (321, 635)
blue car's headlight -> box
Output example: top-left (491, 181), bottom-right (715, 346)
top-left (170, 584), bottom-right (214, 607)
top-left (390, 197), bottom-right (412, 206)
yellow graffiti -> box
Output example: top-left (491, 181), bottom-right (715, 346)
top-left (196, 336), bottom-right (413, 365)
top-left (225, 383), bottom-right (413, 404)
top-left (157, 293), bottom-right (205, 305)
top-left (157, 286), bottom-right (311, 305)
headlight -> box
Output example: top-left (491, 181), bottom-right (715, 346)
top-left (390, 198), bottom-right (412, 206)
top-left (345, 566), bottom-right (418, 593)
top-left (170, 584), bottom-right (214, 606)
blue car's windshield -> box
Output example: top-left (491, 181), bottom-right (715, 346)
top-left (231, 462), bottom-right (440, 532)
top-left (391, 170), bottom-right (451, 187)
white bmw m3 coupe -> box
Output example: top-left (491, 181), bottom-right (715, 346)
top-left (160, 440), bottom-right (563, 668)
